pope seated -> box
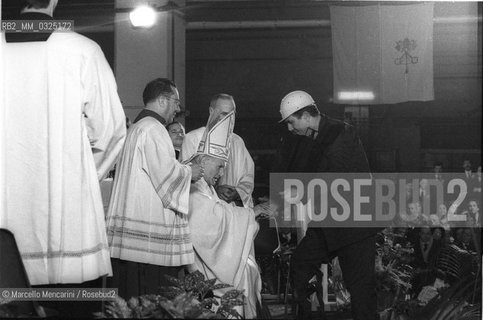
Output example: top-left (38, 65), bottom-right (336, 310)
top-left (186, 111), bottom-right (273, 319)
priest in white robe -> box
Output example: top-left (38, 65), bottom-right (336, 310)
top-left (180, 94), bottom-right (255, 208)
top-left (186, 111), bottom-right (273, 318)
top-left (105, 78), bottom-right (203, 299)
top-left (1, 0), bottom-right (126, 285)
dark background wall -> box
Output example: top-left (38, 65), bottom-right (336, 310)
top-left (2, 0), bottom-right (481, 185)
top-left (184, 1), bottom-right (482, 183)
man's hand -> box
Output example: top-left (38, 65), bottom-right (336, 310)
top-left (254, 201), bottom-right (278, 218)
top-left (216, 184), bottom-right (240, 202)
top-left (190, 163), bottom-right (204, 182)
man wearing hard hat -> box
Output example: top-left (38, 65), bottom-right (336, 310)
top-left (276, 90), bottom-right (379, 320)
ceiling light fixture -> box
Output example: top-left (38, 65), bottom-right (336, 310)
top-left (129, 5), bottom-right (157, 28)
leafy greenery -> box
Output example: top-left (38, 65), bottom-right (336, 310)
top-left (94, 270), bottom-right (246, 319)
top-left (0, 297), bottom-right (18, 318)
top-left (376, 229), bottom-right (482, 320)
top-left (375, 231), bottom-right (414, 310)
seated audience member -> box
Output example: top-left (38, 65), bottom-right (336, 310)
top-left (410, 226), bottom-right (443, 297)
top-left (429, 214), bottom-right (441, 227)
top-left (398, 201), bottom-right (425, 244)
top-left (453, 228), bottom-right (477, 252)
top-left (187, 111), bottom-right (274, 319)
top-left (419, 178), bottom-right (433, 218)
top-left (400, 201), bottom-right (424, 225)
top-left (404, 182), bottom-right (417, 203)
top-left (411, 226), bottom-right (442, 270)
top-left (433, 161), bottom-right (444, 183)
top-left (166, 121), bottom-right (185, 160)
top-left (460, 159), bottom-right (475, 206)
top-left (430, 202), bottom-right (452, 231)
top-left (436, 203), bottom-right (451, 230)
top-left (432, 227), bottom-right (445, 243)
top-left (462, 200), bottom-right (481, 253)
top-left (467, 199), bottom-right (480, 227)
top-left (463, 159), bottom-right (474, 180)
top-left (432, 162), bottom-right (448, 199)
top-left (470, 165), bottom-right (481, 197)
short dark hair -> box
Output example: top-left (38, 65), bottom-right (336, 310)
top-left (417, 224), bottom-right (432, 234)
top-left (166, 121), bottom-right (184, 132)
top-left (22, 0), bottom-right (51, 9)
top-left (142, 78), bottom-right (176, 106)
top-left (434, 161), bottom-right (443, 167)
top-left (291, 105), bottom-right (320, 119)
top-left (432, 227), bottom-right (445, 238)
top-left (468, 198), bottom-right (479, 206)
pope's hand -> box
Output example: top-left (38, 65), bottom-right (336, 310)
top-left (190, 163), bottom-right (204, 182)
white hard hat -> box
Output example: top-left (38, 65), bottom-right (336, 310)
top-left (279, 90), bottom-right (315, 123)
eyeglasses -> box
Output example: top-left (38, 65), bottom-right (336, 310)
top-left (163, 96), bottom-right (181, 107)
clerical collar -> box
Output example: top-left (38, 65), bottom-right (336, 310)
top-left (5, 12), bottom-right (54, 43)
top-left (134, 109), bottom-right (167, 126)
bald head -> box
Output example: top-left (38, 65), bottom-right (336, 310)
top-left (209, 94), bottom-right (236, 122)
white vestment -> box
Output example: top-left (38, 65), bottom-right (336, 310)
top-left (106, 116), bottom-right (194, 266)
top-left (1, 32), bottom-right (126, 285)
top-left (189, 179), bottom-right (261, 319)
top-left (180, 127), bottom-right (255, 208)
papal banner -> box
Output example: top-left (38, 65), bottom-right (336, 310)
top-left (330, 3), bottom-right (434, 104)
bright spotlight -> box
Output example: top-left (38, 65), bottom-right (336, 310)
top-left (129, 5), bottom-right (157, 28)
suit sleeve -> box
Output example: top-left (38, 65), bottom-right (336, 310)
top-left (325, 125), bottom-right (370, 175)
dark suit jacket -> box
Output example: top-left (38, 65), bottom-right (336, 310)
top-left (412, 239), bottom-right (442, 269)
top-left (272, 115), bottom-right (380, 251)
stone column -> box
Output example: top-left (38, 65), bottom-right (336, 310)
top-left (114, 0), bottom-right (185, 122)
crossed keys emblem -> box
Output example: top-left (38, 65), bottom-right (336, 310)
top-left (394, 38), bottom-right (418, 74)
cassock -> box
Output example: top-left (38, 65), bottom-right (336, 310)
top-left (189, 178), bottom-right (261, 319)
top-left (106, 113), bottom-right (194, 267)
top-left (1, 27), bottom-right (126, 285)
top-left (180, 127), bottom-right (255, 208)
